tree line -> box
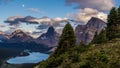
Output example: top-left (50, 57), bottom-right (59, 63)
top-left (38, 7), bottom-right (120, 68)
top-left (54, 6), bottom-right (120, 56)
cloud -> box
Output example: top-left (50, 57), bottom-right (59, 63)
top-left (65, 0), bottom-right (115, 11)
top-left (0, 25), bottom-right (6, 28)
top-left (5, 16), bottom-right (69, 26)
top-left (55, 27), bottom-right (64, 34)
top-left (9, 26), bottom-right (16, 30)
top-left (4, 16), bottom-right (24, 26)
top-left (67, 8), bottom-right (107, 23)
top-left (27, 8), bottom-right (45, 14)
top-left (32, 31), bottom-right (42, 35)
top-left (4, 16), bottom-right (69, 36)
top-left (36, 24), bottom-right (49, 30)
top-left (31, 31), bottom-right (47, 38)
top-left (4, 16), bottom-right (36, 26)
top-left (4, 16), bottom-right (68, 37)
top-left (28, 17), bottom-right (69, 26)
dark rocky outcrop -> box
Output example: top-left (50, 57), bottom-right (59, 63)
top-left (75, 17), bottom-right (106, 44)
top-left (36, 26), bottom-right (60, 47)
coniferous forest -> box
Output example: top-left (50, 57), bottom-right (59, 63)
top-left (35, 6), bottom-right (120, 68)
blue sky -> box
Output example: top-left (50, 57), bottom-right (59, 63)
top-left (116, 0), bottom-right (120, 7)
top-left (0, 0), bottom-right (119, 38)
top-left (0, 0), bottom-right (74, 19)
top-left (0, 0), bottom-right (74, 36)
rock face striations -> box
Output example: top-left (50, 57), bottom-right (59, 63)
top-left (36, 26), bottom-right (60, 47)
top-left (75, 17), bottom-right (106, 44)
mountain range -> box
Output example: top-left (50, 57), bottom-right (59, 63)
top-left (0, 17), bottom-right (106, 52)
top-left (0, 26), bottom-right (59, 53)
top-left (7, 29), bottom-right (34, 43)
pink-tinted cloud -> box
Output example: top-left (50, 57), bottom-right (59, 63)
top-left (67, 8), bottom-right (107, 23)
top-left (65, 0), bottom-right (115, 11)
top-left (27, 8), bottom-right (45, 14)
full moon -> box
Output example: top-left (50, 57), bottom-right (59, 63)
top-left (22, 4), bottom-right (25, 8)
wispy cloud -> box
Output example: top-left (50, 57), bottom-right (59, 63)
top-left (27, 8), bottom-right (45, 14)
top-left (67, 8), bottom-right (107, 23)
top-left (65, 0), bottom-right (115, 12)
top-left (36, 24), bottom-right (49, 30)
top-left (5, 16), bottom-right (69, 26)
top-left (4, 16), bottom-right (36, 26)
top-left (65, 0), bottom-right (113, 23)
top-left (0, 25), bottom-right (6, 28)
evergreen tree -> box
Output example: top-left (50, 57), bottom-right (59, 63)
top-left (54, 23), bottom-right (76, 56)
top-left (107, 7), bottom-right (118, 40)
top-left (117, 6), bottom-right (120, 37)
top-left (117, 6), bottom-right (120, 24)
top-left (96, 29), bottom-right (107, 43)
top-left (80, 41), bottom-right (86, 46)
top-left (91, 29), bottom-right (107, 44)
top-left (91, 32), bottom-right (98, 44)
top-left (79, 41), bottom-right (88, 52)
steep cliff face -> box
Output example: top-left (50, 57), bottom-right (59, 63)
top-left (37, 26), bottom-right (60, 47)
top-left (75, 17), bottom-right (106, 44)
top-left (75, 25), bottom-right (86, 43)
top-left (86, 17), bottom-right (106, 33)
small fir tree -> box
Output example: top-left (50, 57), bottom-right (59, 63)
top-left (91, 29), bottom-right (107, 44)
top-left (54, 23), bottom-right (76, 56)
top-left (117, 6), bottom-right (120, 37)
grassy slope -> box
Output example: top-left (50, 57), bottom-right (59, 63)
top-left (36, 38), bottom-right (120, 68)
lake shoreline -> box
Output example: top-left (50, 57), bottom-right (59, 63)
top-left (6, 52), bottom-right (49, 64)
top-left (0, 47), bottom-right (49, 68)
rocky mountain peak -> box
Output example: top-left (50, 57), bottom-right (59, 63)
top-left (86, 17), bottom-right (106, 30)
top-left (75, 17), bottom-right (106, 44)
top-left (8, 29), bottom-right (34, 43)
top-left (87, 17), bottom-right (106, 24)
top-left (14, 29), bottom-right (23, 33)
top-left (10, 29), bottom-right (30, 39)
top-left (46, 26), bottom-right (55, 36)
top-left (37, 26), bottom-right (60, 47)
top-left (0, 31), bottom-right (5, 35)
top-left (11, 29), bottom-right (26, 37)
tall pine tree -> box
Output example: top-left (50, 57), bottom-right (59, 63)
top-left (117, 6), bottom-right (120, 24)
top-left (91, 32), bottom-right (98, 44)
top-left (54, 23), bottom-right (76, 56)
top-left (117, 6), bottom-right (120, 37)
top-left (107, 7), bottom-right (118, 40)
top-left (96, 29), bottom-right (107, 44)
top-left (91, 29), bottom-right (107, 44)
